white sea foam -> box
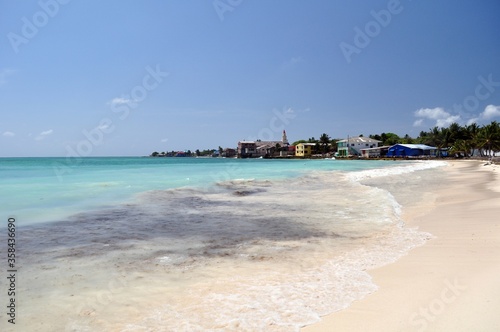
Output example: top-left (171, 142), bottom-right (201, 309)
top-left (121, 220), bottom-right (430, 332)
top-left (347, 160), bottom-right (448, 182)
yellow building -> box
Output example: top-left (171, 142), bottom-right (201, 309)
top-left (295, 143), bottom-right (317, 157)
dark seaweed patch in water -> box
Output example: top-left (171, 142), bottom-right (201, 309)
top-left (233, 188), bottom-right (266, 196)
top-left (11, 189), bottom-right (331, 266)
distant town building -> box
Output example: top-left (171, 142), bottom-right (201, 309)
top-left (222, 148), bottom-right (236, 158)
top-left (237, 130), bottom-right (291, 158)
top-left (256, 143), bottom-right (278, 157)
top-left (295, 143), bottom-right (317, 157)
top-left (361, 146), bottom-right (390, 158)
top-left (337, 137), bottom-right (381, 157)
top-left (282, 130), bottom-right (289, 146)
top-left (237, 141), bottom-right (257, 158)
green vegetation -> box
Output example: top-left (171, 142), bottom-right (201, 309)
top-left (369, 121), bottom-right (500, 157)
top-left (319, 133), bottom-right (330, 154)
top-left (369, 132), bottom-right (402, 146)
top-left (195, 149), bottom-right (216, 157)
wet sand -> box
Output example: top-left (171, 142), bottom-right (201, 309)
top-left (303, 160), bottom-right (500, 332)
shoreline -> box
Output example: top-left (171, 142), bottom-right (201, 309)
top-left (302, 160), bottom-right (500, 332)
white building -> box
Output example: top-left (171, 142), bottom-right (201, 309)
top-left (337, 137), bottom-right (381, 157)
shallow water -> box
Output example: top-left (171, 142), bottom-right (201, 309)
top-left (0, 158), bottom-right (446, 331)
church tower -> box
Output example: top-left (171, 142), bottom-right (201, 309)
top-left (281, 130), bottom-right (289, 146)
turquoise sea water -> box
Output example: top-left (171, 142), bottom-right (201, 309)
top-left (1, 157), bottom-right (394, 225)
top-left (0, 157), bottom-right (446, 331)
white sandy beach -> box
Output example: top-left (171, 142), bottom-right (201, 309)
top-left (303, 160), bottom-right (500, 332)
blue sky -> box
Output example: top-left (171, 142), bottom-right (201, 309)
top-left (1, 0), bottom-right (500, 157)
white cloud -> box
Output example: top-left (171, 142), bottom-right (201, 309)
top-left (480, 105), bottom-right (500, 120)
top-left (436, 115), bottom-right (461, 127)
top-left (414, 107), bottom-right (449, 120)
top-left (35, 129), bottom-right (53, 141)
top-left (109, 97), bottom-right (135, 106)
top-left (467, 117), bottom-right (479, 125)
top-left (2, 131), bottom-right (15, 137)
top-left (40, 129), bottom-right (53, 135)
top-left (412, 119), bottom-right (424, 127)
top-left (464, 105), bottom-right (500, 125)
top-left (161, 138), bottom-right (169, 142)
top-left (414, 107), bottom-right (461, 128)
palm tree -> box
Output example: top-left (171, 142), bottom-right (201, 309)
top-left (463, 123), bottom-right (480, 157)
top-left (330, 138), bottom-right (339, 153)
top-left (428, 127), bottom-right (443, 156)
top-left (427, 127), bottom-right (452, 157)
top-left (319, 133), bottom-right (330, 155)
top-left (478, 121), bottom-right (500, 157)
top-left (449, 139), bottom-right (468, 157)
top-left (314, 142), bottom-right (321, 155)
top-left (402, 134), bottom-right (414, 144)
top-left (447, 122), bottom-right (464, 146)
top-left (441, 127), bottom-right (453, 156)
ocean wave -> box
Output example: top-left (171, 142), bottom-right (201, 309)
top-left (346, 160), bottom-right (448, 182)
